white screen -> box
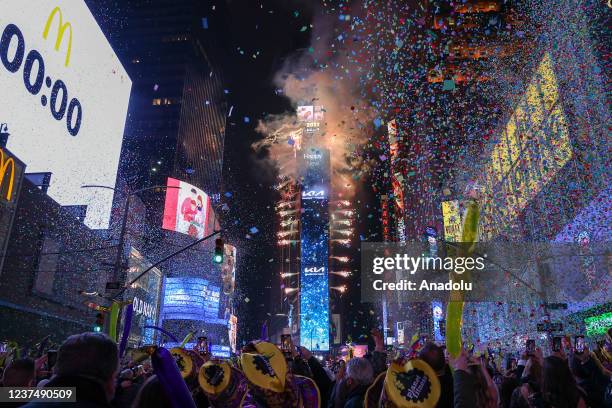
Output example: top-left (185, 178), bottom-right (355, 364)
top-left (1, 1), bottom-right (132, 228)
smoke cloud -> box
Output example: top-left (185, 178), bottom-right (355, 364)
top-left (253, 2), bottom-right (374, 198)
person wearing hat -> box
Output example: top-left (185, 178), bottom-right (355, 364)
top-left (450, 347), bottom-right (505, 408)
top-left (419, 343), bottom-right (454, 408)
top-left (240, 341), bottom-right (321, 408)
top-left (293, 346), bottom-right (333, 408)
top-left (198, 360), bottom-right (252, 407)
top-left (364, 357), bottom-right (441, 408)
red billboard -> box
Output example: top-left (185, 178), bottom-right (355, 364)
top-left (162, 177), bottom-right (210, 239)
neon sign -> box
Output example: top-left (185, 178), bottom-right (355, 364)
top-left (0, 148), bottom-right (16, 202)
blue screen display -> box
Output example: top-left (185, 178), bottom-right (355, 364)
top-left (299, 147), bottom-right (330, 351)
top-left (161, 277), bottom-right (224, 324)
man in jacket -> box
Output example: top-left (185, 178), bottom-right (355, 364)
top-left (23, 332), bottom-right (119, 408)
top-left (329, 357), bottom-right (374, 408)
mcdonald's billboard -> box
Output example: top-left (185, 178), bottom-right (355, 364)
top-left (0, 147), bottom-right (25, 272)
top-left (0, 1), bottom-right (131, 229)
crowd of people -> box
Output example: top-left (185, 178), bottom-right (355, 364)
top-left (1, 328), bottom-right (611, 408)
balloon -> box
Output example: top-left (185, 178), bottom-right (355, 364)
top-left (180, 331), bottom-right (195, 349)
top-left (109, 302), bottom-right (120, 342)
top-left (119, 303), bottom-right (133, 358)
top-left (151, 347), bottom-right (197, 408)
top-left (446, 199), bottom-right (480, 358)
top-left (461, 200), bottom-right (480, 250)
top-left (446, 301), bottom-right (464, 358)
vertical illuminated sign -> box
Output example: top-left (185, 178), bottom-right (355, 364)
top-left (387, 120), bottom-right (406, 243)
top-left (479, 53), bottom-right (572, 239)
top-left (431, 301), bottom-right (445, 342)
top-left (299, 147), bottom-right (330, 351)
top-left (441, 200), bottom-right (462, 242)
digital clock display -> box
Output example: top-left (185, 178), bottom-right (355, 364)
top-left (0, 1), bottom-right (131, 229)
top-left (1, 23), bottom-right (83, 136)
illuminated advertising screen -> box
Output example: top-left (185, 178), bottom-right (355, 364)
top-left (387, 120), bottom-right (406, 243)
top-left (228, 314), bottom-right (238, 353)
top-left (162, 177), bottom-right (211, 239)
top-left (1, 1), bottom-right (132, 229)
top-left (161, 277), bottom-right (224, 324)
top-left (441, 200), bottom-right (462, 242)
top-left (297, 105), bottom-right (324, 132)
top-left (124, 248), bottom-right (163, 346)
top-left (0, 147), bottom-right (25, 272)
top-left (221, 244), bottom-right (236, 295)
top-left (584, 312), bottom-right (612, 337)
top-left (431, 301), bottom-right (445, 342)
top-left (478, 53), bottom-right (572, 239)
top-left (210, 344), bottom-right (231, 358)
top-left (299, 147), bottom-right (330, 351)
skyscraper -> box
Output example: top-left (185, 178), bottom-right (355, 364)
top-left (110, 0), bottom-right (227, 220)
top-left (90, 0), bottom-right (230, 344)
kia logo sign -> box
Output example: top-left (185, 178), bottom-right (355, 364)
top-left (302, 190), bottom-right (325, 199)
top-left (304, 266), bottom-right (325, 275)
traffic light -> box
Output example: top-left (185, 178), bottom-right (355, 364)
top-left (94, 313), bottom-right (104, 332)
top-left (213, 238), bottom-right (224, 264)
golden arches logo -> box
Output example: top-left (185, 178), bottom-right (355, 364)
top-left (42, 6), bottom-right (73, 67)
top-left (0, 148), bottom-right (16, 202)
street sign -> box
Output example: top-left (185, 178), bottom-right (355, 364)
top-left (537, 322), bottom-right (563, 332)
top-left (544, 303), bottom-right (568, 310)
top-left (105, 281), bottom-right (121, 290)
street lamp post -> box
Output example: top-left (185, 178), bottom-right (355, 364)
top-left (81, 184), bottom-right (179, 291)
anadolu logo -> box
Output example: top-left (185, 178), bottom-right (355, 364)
top-left (43, 6), bottom-right (73, 67)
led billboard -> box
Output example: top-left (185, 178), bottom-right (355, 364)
top-left (228, 314), bottom-right (238, 353)
top-left (299, 147), bottom-right (330, 351)
top-left (441, 200), bottom-right (462, 242)
top-left (161, 277), bottom-right (224, 324)
top-left (478, 53), bottom-right (572, 239)
top-left (0, 147), bottom-right (25, 273)
top-left (162, 177), bottom-right (211, 239)
top-left (1, 1), bottom-right (132, 228)
top-left (387, 120), bottom-right (406, 243)
top-left (297, 105), bottom-right (324, 133)
top-left (124, 248), bottom-right (163, 346)
top-left (221, 244), bottom-right (236, 295)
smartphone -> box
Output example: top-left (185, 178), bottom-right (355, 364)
top-left (526, 339), bottom-right (535, 356)
top-left (47, 350), bottom-right (58, 369)
top-left (197, 336), bottom-right (208, 354)
top-left (552, 336), bottom-right (562, 352)
top-left (575, 335), bottom-right (585, 354)
top-left (280, 334), bottom-right (292, 354)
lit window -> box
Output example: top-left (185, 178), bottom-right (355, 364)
top-left (152, 98), bottom-right (162, 106)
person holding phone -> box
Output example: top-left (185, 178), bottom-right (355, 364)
top-left (195, 336), bottom-right (209, 356)
top-left (569, 343), bottom-right (611, 408)
top-left (510, 347), bottom-right (544, 408)
top-left (541, 355), bottom-right (587, 408)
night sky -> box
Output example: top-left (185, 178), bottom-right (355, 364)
top-left (213, 1), bottom-right (316, 343)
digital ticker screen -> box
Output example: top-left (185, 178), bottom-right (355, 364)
top-left (299, 147), bottom-right (330, 351)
